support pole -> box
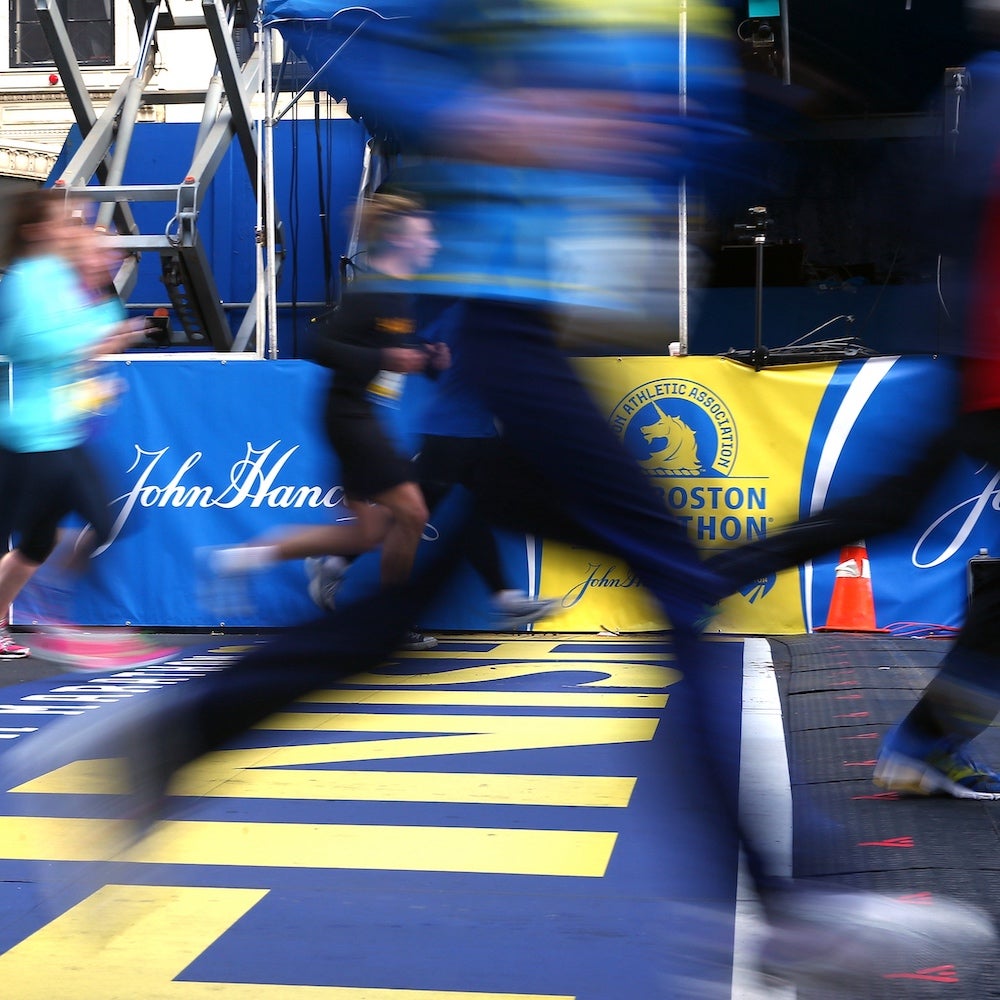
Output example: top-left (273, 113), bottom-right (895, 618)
top-left (749, 206), bottom-right (770, 370)
top-left (262, 21), bottom-right (279, 359)
top-left (779, 0), bottom-right (791, 86)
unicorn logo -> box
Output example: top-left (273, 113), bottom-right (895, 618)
top-left (610, 378), bottom-right (737, 479)
top-left (638, 403), bottom-right (702, 476)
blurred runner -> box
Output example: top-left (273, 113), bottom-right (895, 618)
top-left (307, 297), bottom-right (562, 629)
top-left (201, 193), bottom-right (447, 650)
top-left (708, 0), bottom-right (1000, 804)
top-left (0, 189), bottom-right (178, 671)
top-left (4, 2), bottom-right (995, 992)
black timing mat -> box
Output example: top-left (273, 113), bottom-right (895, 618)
top-left (777, 633), bottom-right (1000, 999)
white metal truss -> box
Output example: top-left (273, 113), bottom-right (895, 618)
top-left (36, 0), bottom-right (285, 354)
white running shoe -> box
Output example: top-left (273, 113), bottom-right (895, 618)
top-left (759, 883), bottom-right (996, 989)
top-left (304, 555), bottom-right (350, 611)
top-left (195, 547), bottom-right (256, 617)
top-left (491, 590), bottom-right (562, 627)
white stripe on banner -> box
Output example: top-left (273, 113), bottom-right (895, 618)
top-left (803, 356), bottom-right (898, 631)
top-left (525, 533), bottom-right (540, 631)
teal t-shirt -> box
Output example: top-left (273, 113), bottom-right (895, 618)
top-left (0, 254), bottom-right (122, 452)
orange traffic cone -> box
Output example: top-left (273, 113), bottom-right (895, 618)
top-left (815, 542), bottom-right (890, 633)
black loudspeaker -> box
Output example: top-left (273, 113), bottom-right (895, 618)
top-left (967, 550), bottom-right (1000, 604)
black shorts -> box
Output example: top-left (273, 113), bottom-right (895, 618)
top-left (0, 445), bottom-right (113, 563)
top-left (325, 414), bottom-right (413, 501)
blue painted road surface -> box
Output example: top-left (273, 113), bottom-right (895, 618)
top-left (0, 634), bottom-right (760, 1000)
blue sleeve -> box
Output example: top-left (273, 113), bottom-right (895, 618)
top-left (266, 3), bottom-right (482, 149)
top-left (0, 258), bottom-right (100, 364)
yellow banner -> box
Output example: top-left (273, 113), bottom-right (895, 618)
top-left (539, 356), bottom-right (838, 634)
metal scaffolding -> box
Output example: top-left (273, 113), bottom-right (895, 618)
top-left (37, 0), bottom-right (285, 355)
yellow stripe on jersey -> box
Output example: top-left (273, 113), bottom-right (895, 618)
top-left (531, 0), bottom-right (730, 34)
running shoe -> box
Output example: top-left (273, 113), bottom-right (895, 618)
top-left (490, 590), bottom-right (562, 627)
top-left (30, 628), bottom-right (181, 673)
top-left (873, 725), bottom-right (1000, 799)
top-left (759, 882), bottom-right (996, 988)
top-left (400, 629), bottom-right (438, 651)
top-left (195, 546), bottom-right (256, 617)
top-left (305, 555), bottom-right (350, 611)
top-left (0, 631), bottom-right (30, 658)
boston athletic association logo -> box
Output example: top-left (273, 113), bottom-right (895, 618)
top-left (610, 378), bottom-right (737, 480)
top-left (610, 377), bottom-right (773, 602)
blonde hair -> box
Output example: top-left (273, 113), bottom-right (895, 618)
top-left (358, 192), bottom-right (427, 251)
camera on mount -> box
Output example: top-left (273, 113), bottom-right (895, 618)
top-left (733, 206), bottom-right (773, 242)
top-left (751, 21), bottom-right (774, 49)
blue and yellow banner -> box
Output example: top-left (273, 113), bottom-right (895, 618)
top-left (544, 354), bottom-right (987, 636)
top-left (12, 355), bottom-right (996, 634)
top-left (543, 356), bottom-right (839, 633)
